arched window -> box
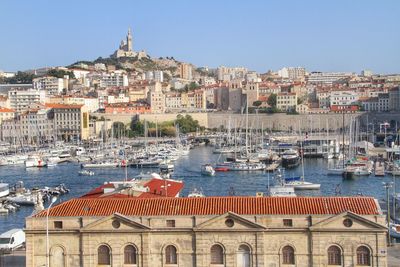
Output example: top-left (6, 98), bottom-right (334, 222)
top-left (237, 244), bottom-right (250, 267)
top-left (165, 245), bottom-right (177, 264)
top-left (98, 245), bottom-right (111, 265)
top-left (211, 244), bottom-right (224, 264)
top-left (50, 246), bottom-right (65, 267)
top-left (124, 245), bottom-right (137, 265)
top-left (327, 245), bottom-right (342, 265)
top-left (356, 246), bottom-right (371, 266)
top-left (282, 245), bottom-right (295, 265)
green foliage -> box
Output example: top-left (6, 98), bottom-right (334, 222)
top-left (47, 69), bottom-right (75, 79)
top-left (175, 114), bottom-right (201, 133)
top-left (253, 100), bottom-right (262, 107)
top-left (297, 98), bottom-right (303, 105)
top-left (184, 82), bottom-right (200, 91)
top-left (267, 93), bottom-right (277, 107)
top-left (1, 71), bottom-right (35, 84)
top-left (111, 122), bottom-right (126, 138)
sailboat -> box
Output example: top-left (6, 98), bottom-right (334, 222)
top-left (285, 126), bottom-right (320, 190)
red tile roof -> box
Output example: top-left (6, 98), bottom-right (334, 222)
top-left (0, 107), bottom-right (14, 113)
top-left (34, 196), bottom-right (380, 217)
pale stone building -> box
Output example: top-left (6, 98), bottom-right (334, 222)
top-left (277, 92), bottom-right (297, 112)
top-left (45, 103), bottom-right (89, 141)
top-left (26, 196), bottom-right (387, 267)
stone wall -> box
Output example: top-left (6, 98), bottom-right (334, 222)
top-left (90, 112), bottom-right (400, 132)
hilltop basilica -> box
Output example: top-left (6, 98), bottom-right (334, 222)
top-left (111, 28), bottom-right (147, 59)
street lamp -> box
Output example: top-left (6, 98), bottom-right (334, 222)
top-left (46, 196), bottom-right (58, 267)
top-left (383, 182), bottom-right (393, 246)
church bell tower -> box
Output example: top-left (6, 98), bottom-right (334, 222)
top-left (127, 28), bottom-right (133, 52)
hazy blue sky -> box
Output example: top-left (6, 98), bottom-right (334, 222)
top-left (1, 0), bottom-right (399, 73)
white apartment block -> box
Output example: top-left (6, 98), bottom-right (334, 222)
top-left (330, 91), bottom-right (358, 106)
top-left (154, 71), bottom-right (164, 82)
top-left (99, 72), bottom-right (128, 88)
top-left (307, 72), bottom-right (354, 85)
top-left (33, 76), bottom-right (65, 95)
top-left (389, 87), bottom-right (400, 111)
top-left (217, 66), bottom-right (248, 81)
top-left (277, 92), bottom-right (297, 112)
top-left (278, 67), bottom-right (306, 79)
top-left (8, 89), bottom-right (46, 113)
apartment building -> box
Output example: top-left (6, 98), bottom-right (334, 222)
top-left (361, 93), bottom-right (390, 112)
top-left (277, 92), bottom-right (297, 112)
top-left (165, 92), bottom-right (182, 110)
top-left (179, 63), bottom-right (193, 80)
top-left (389, 86), bottom-right (400, 111)
top-left (8, 89), bottom-right (46, 113)
top-left (33, 76), bottom-right (65, 95)
top-left (1, 108), bottom-right (54, 143)
top-left (45, 103), bottom-right (89, 141)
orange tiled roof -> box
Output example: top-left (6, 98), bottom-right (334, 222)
top-left (0, 107), bottom-right (14, 113)
top-left (34, 196), bottom-right (380, 217)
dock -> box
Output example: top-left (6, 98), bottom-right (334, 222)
top-left (375, 161), bottom-right (385, 177)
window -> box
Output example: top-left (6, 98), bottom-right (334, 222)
top-left (54, 221), bottom-right (63, 229)
top-left (165, 245), bottom-right (177, 264)
top-left (166, 220), bottom-right (175, 227)
top-left (237, 245), bottom-right (250, 267)
top-left (124, 245), bottom-right (137, 265)
top-left (211, 244), bottom-right (224, 264)
top-left (327, 245), bottom-right (341, 265)
top-left (283, 219), bottom-right (293, 227)
top-left (343, 218), bottom-right (353, 227)
top-left (356, 246), bottom-right (370, 266)
top-left (98, 245), bottom-right (111, 265)
top-left (282, 246), bottom-right (295, 264)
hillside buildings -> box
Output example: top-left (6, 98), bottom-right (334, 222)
top-left (33, 76), bottom-right (66, 95)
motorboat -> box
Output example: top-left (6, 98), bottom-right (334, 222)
top-left (284, 176), bottom-right (321, 190)
top-left (81, 161), bottom-right (119, 168)
top-left (0, 183), bottom-right (10, 198)
top-left (0, 155), bottom-right (28, 166)
top-left (78, 170), bottom-right (95, 176)
top-left (215, 162), bottom-right (265, 171)
top-left (25, 155), bottom-right (47, 168)
top-left (281, 149), bottom-right (300, 168)
top-left (6, 193), bottom-right (36, 206)
top-left (188, 188), bottom-right (205, 198)
top-left (160, 163), bottom-right (174, 173)
top-left (269, 185), bottom-right (296, 197)
top-left (46, 156), bottom-right (61, 167)
top-left (327, 167), bottom-right (345, 175)
top-left (201, 164), bottom-right (216, 176)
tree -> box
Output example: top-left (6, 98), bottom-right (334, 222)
top-left (175, 114), bottom-right (201, 133)
top-left (47, 69), bottom-right (76, 79)
top-left (2, 71), bottom-right (35, 84)
top-left (267, 93), bottom-right (277, 107)
top-left (297, 98), bottom-right (304, 105)
top-left (253, 100), bottom-right (262, 107)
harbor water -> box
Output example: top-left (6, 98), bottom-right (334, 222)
top-left (0, 146), bottom-right (398, 233)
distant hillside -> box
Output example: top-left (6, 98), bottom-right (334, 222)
top-left (69, 56), bottom-right (181, 76)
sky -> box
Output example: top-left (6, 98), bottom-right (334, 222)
top-left (0, 0), bottom-right (399, 74)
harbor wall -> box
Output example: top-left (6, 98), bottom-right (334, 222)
top-left (91, 112), bottom-right (400, 131)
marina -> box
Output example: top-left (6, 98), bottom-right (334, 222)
top-left (0, 143), bottom-right (399, 234)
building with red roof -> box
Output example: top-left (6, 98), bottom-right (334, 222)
top-left (26, 194), bottom-right (387, 267)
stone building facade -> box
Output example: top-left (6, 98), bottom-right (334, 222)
top-left (26, 196), bottom-right (387, 267)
